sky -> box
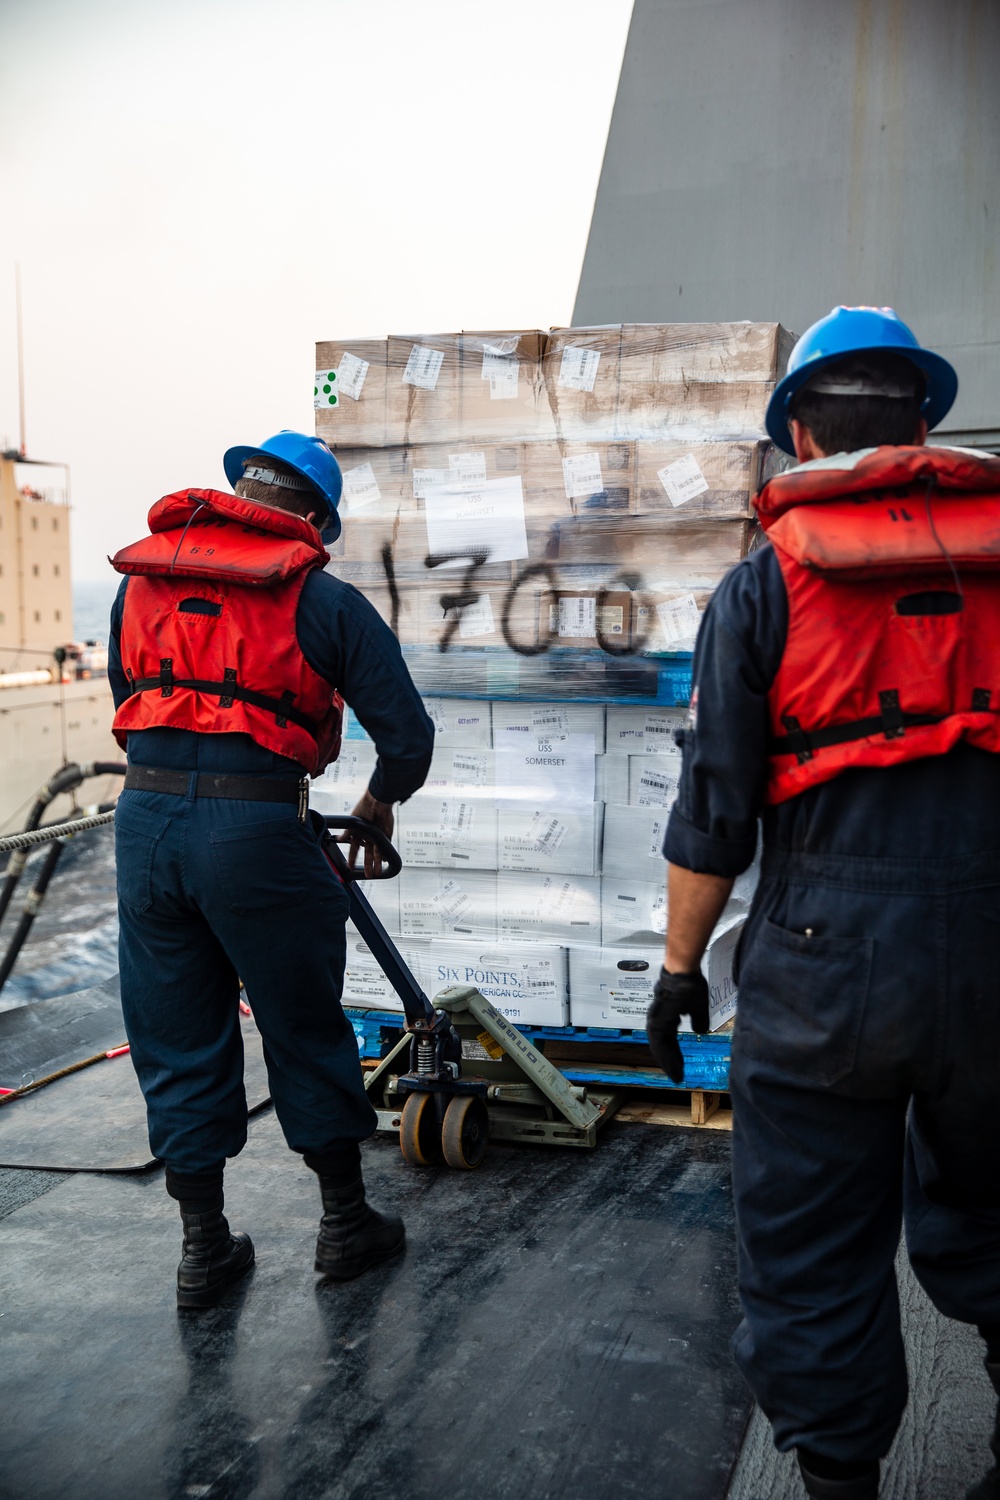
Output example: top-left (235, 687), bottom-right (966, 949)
top-left (0, 0), bottom-right (634, 582)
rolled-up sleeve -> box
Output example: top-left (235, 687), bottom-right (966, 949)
top-left (663, 544), bottom-right (787, 877)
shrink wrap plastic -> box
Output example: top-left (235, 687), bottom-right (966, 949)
top-left (316, 323), bottom-right (791, 1026)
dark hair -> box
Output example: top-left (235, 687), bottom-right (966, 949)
top-left (790, 352), bottom-right (926, 454)
top-left (234, 456), bottom-right (324, 522)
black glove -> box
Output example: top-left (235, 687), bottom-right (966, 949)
top-left (646, 967), bottom-right (711, 1084)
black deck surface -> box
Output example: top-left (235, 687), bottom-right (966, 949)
top-left (0, 1109), bottom-right (749, 1500)
top-left (0, 1008), bottom-right (271, 1171)
top-left (0, 978), bottom-right (126, 1090)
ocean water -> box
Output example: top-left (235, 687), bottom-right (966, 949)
top-left (0, 581), bottom-right (123, 1010)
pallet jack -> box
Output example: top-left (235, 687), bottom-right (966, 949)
top-left (325, 817), bottom-right (624, 1169)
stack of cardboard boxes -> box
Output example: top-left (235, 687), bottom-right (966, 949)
top-left (313, 324), bottom-right (790, 1033)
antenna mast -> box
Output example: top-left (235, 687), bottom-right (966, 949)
top-left (15, 262), bottom-right (26, 458)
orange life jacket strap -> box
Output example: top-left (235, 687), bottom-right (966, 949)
top-left (770, 688), bottom-right (996, 763)
top-left (127, 660), bottom-right (318, 737)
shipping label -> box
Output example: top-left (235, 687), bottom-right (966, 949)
top-left (403, 344), bottom-right (444, 390)
top-left (561, 451), bottom-right (604, 499)
top-left (558, 346), bottom-right (601, 392)
top-left (657, 453), bottom-right (710, 507)
top-left (341, 462), bottom-right (381, 509)
top-left (449, 451), bottom-right (488, 485)
top-left (336, 352), bottom-right (369, 401)
top-left (657, 594), bottom-right (701, 645)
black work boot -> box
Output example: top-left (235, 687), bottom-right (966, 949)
top-left (166, 1168), bottom-right (254, 1311)
top-left (965, 1360), bottom-right (1000, 1500)
top-left (314, 1174), bottom-right (405, 1280)
top-left (797, 1450), bottom-right (880, 1499)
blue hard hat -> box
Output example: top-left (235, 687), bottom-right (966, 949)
top-left (223, 430), bottom-right (343, 543)
top-left (766, 306), bottom-right (958, 455)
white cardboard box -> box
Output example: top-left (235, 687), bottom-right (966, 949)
top-left (421, 697), bottom-right (493, 747)
top-left (346, 876), bottom-right (400, 936)
top-left (396, 797), bottom-right (498, 871)
top-left (421, 747), bottom-right (496, 795)
top-left (492, 700), bottom-right (606, 751)
top-left (568, 919), bottom-right (743, 1032)
top-left (596, 752), bottom-right (629, 806)
top-left (399, 868), bottom-right (498, 939)
top-left (493, 735), bottom-right (596, 807)
top-left (628, 754), bottom-right (683, 808)
top-left (426, 940), bottom-right (568, 1027)
top-left (342, 935), bottom-right (432, 1012)
top-left (605, 705), bottom-right (685, 755)
top-left (311, 741), bottom-right (377, 815)
top-left (600, 804), bottom-right (669, 881)
top-left (496, 872), bottom-right (601, 945)
top-left (600, 878), bottom-right (667, 945)
top-left (498, 800), bottom-right (601, 876)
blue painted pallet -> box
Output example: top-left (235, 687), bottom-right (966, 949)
top-left (346, 1008), bottom-right (731, 1095)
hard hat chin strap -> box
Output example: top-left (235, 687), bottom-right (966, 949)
top-left (241, 463), bottom-right (315, 493)
top-left (804, 373), bottom-right (920, 399)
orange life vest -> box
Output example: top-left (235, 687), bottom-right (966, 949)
top-left (756, 446), bottom-right (1000, 805)
top-left (111, 489), bottom-right (343, 775)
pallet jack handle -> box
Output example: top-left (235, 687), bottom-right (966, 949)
top-left (321, 816), bottom-right (438, 1030)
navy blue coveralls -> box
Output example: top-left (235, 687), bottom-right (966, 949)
top-left (664, 540), bottom-right (1000, 1462)
top-left (109, 570), bottom-right (434, 1175)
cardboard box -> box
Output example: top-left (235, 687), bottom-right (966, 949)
top-left (492, 700), bottom-right (606, 750)
top-left (606, 706), bottom-right (686, 755)
top-left (335, 445), bottom-right (418, 522)
top-left (458, 331), bottom-right (554, 441)
top-left (386, 334), bottom-right (463, 446)
top-left (346, 876), bottom-right (401, 937)
top-left (628, 754), bottom-right (683, 808)
top-left (314, 337), bottom-right (388, 449)
top-left (596, 752), bottom-right (629, 806)
top-left (496, 872), bottom-right (601, 945)
top-left (310, 741), bottom-right (378, 815)
top-left (397, 796), bottom-right (498, 871)
top-left (538, 511), bottom-right (753, 580)
top-left (542, 327), bottom-right (622, 441)
top-left (600, 803), bottom-right (669, 881)
top-left (633, 440), bottom-right (763, 519)
top-left (399, 868), bottom-right (498, 940)
top-left (421, 746), bottom-right (496, 796)
top-left (498, 800), bottom-right (601, 877)
top-left (427, 940), bottom-right (569, 1027)
top-left (546, 588), bottom-right (634, 649)
top-left (342, 935), bottom-right (432, 1012)
top-left (521, 440), bottom-right (635, 524)
top-left (600, 878), bottom-right (667, 946)
top-left (417, 577), bottom-right (535, 651)
top-left (421, 698), bottom-right (492, 747)
top-left (568, 919), bottom-right (742, 1031)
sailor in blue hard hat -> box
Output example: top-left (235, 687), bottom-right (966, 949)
top-left (223, 429), bottom-right (344, 543)
top-left (766, 305), bottom-right (958, 456)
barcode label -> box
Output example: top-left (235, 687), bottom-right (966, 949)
top-left (531, 707), bottom-right (570, 735)
top-left (403, 345), bottom-right (444, 391)
top-left (528, 812), bottom-right (567, 856)
top-left (558, 346), bottom-right (600, 392)
top-left (524, 960), bottom-right (555, 993)
top-left (658, 453), bottom-right (710, 507)
top-left (451, 594), bottom-right (495, 639)
top-left (449, 451), bottom-right (488, 484)
top-left (431, 878), bottom-right (472, 922)
top-left (337, 352), bottom-right (369, 401)
top-left (637, 769), bottom-right (680, 807)
top-left (439, 800), bottom-right (475, 837)
top-left (342, 462), bottom-right (381, 509)
top-left (657, 594), bottom-right (702, 646)
top-left (423, 699), bottom-right (451, 734)
top-left (646, 817), bottom-right (668, 858)
top-left (552, 596), bottom-right (597, 639)
top-left (482, 351), bottom-right (519, 400)
top-left (562, 451), bottom-right (604, 499)
top-left (451, 752), bottom-right (490, 785)
top-left (643, 714), bottom-right (677, 750)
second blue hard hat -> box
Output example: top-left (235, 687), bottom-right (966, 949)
top-left (766, 306), bottom-right (958, 455)
top-left (223, 430), bottom-right (343, 543)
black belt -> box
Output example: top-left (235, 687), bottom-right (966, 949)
top-left (124, 765), bottom-right (309, 817)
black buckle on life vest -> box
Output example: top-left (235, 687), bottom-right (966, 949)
top-left (781, 714), bottom-right (813, 764)
top-left (220, 668), bottom-right (236, 709)
top-left (159, 658), bottom-right (174, 698)
top-left (276, 690), bottom-right (295, 729)
top-left (879, 689), bottom-right (905, 739)
top-left (972, 688), bottom-right (992, 711)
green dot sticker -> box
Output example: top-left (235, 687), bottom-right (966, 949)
top-left (314, 369), bottom-right (339, 411)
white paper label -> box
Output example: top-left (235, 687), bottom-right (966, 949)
top-left (448, 594), bottom-right (496, 639)
top-left (337, 352), bottom-right (369, 402)
top-left (342, 462), bottom-right (381, 509)
top-left (450, 752), bottom-right (490, 786)
top-left (656, 594), bottom-right (702, 645)
top-left (403, 344), bottom-right (444, 390)
top-left (413, 468), bottom-right (449, 500)
top-left (495, 736), bottom-right (595, 808)
top-left (643, 714), bottom-right (678, 751)
top-left (561, 452), bottom-right (604, 500)
top-left (424, 475), bottom-right (528, 567)
top-left (523, 958), bottom-right (556, 994)
top-left (439, 800), bottom-right (475, 838)
top-left (314, 368), bottom-right (339, 410)
top-left (554, 596), bottom-right (597, 639)
top-left (424, 700), bottom-right (451, 735)
top-left (449, 451), bottom-right (488, 485)
top-left (482, 351), bottom-right (520, 400)
top-left (636, 768), bottom-right (680, 807)
top-left (658, 454), bottom-right (710, 507)
top-left (528, 812), bottom-right (567, 857)
top-left (558, 346), bottom-right (600, 392)
top-left (646, 817), bottom-right (668, 858)
top-left (431, 878), bottom-right (472, 922)
top-left (531, 706), bottom-right (570, 736)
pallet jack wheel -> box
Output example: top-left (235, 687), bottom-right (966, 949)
top-left (440, 1095), bottom-right (490, 1170)
top-left (399, 1091), bottom-right (441, 1167)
